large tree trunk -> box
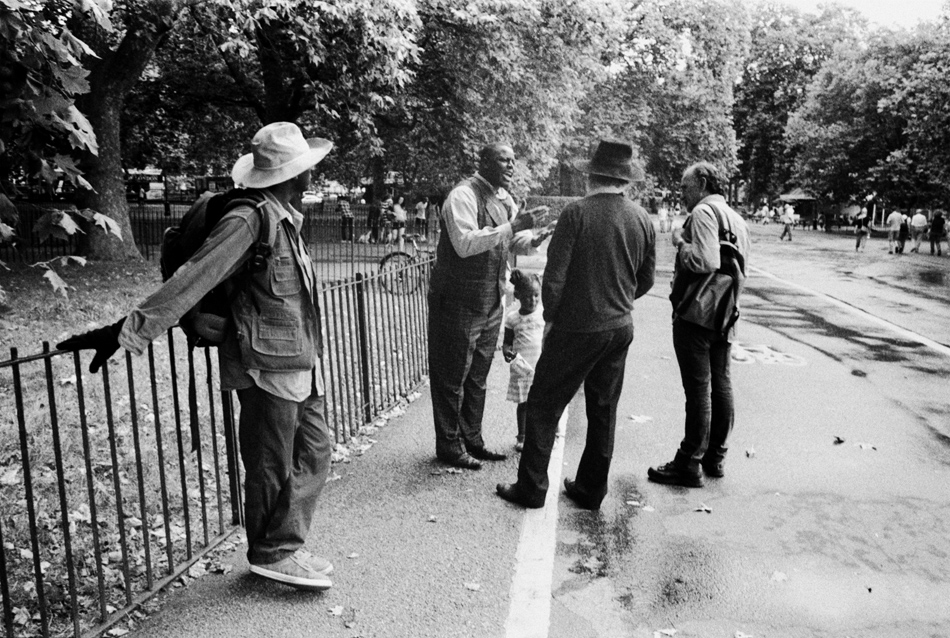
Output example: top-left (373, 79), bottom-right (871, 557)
top-left (74, 3), bottom-right (180, 261)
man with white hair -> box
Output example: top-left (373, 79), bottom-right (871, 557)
top-left (58, 122), bottom-right (337, 591)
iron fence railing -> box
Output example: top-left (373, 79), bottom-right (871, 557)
top-left (0, 200), bottom-right (439, 284)
top-left (0, 255), bottom-right (432, 637)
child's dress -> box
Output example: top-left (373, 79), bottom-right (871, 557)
top-left (504, 303), bottom-right (545, 403)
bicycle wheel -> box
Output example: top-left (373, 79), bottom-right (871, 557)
top-left (379, 251), bottom-right (419, 294)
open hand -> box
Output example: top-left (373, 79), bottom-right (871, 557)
top-left (511, 205), bottom-right (551, 234)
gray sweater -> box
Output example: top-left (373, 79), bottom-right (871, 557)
top-left (542, 192), bottom-right (656, 332)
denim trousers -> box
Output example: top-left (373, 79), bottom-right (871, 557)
top-left (237, 385), bottom-right (332, 565)
top-left (428, 294), bottom-right (502, 459)
top-left (672, 318), bottom-right (734, 470)
top-left (516, 325), bottom-right (633, 507)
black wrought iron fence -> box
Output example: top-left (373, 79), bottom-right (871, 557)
top-left (0, 256), bottom-right (432, 638)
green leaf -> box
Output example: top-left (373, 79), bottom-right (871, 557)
top-left (93, 212), bottom-right (122, 239)
top-left (43, 268), bottom-right (69, 298)
top-left (55, 212), bottom-right (83, 236)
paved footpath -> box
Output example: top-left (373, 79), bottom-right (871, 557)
top-left (126, 221), bottom-right (950, 637)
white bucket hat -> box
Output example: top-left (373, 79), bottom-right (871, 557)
top-left (231, 122), bottom-right (333, 189)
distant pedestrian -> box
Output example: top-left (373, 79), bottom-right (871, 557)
top-left (886, 209), bottom-right (902, 254)
top-left (648, 161), bottom-right (751, 489)
top-left (910, 209), bottom-right (928, 253)
top-left (930, 211), bottom-right (947, 256)
top-left (415, 197), bottom-right (428, 237)
top-left (854, 208), bottom-right (870, 252)
top-left (367, 200), bottom-right (382, 243)
top-left (658, 203), bottom-right (671, 233)
top-left (339, 196), bottom-right (353, 242)
top-left (501, 270), bottom-right (545, 452)
top-left (496, 139), bottom-right (655, 510)
top-left (779, 204), bottom-right (793, 241)
top-left (897, 213), bottom-right (910, 254)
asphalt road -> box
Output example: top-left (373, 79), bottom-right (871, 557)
top-left (128, 221), bottom-right (950, 638)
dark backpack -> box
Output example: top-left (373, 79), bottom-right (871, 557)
top-left (160, 189), bottom-right (274, 347)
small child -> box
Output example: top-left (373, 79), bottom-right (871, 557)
top-left (502, 269), bottom-right (544, 452)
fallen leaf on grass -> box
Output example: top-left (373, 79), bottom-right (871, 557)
top-left (654, 629), bottom-right (677, 637)
top-left (464, 582), bottom-right (481, 591)
top-left (642, 505), bottom-right (655, 513)
top-left (430, 470), bottom-right (443, 476)
top-left (771, 571), bottom-right (788, 582)
top-left (427, 515), bottom-right (437, 523)
top-left (325, 471), bottom-right (343, 483)
top-left (745, 447), bottom-right (755, 458)
top-left (833, 436), bottom-right (845, 445)
top-left (445, 468), bottom-right (463, 475)
top-left (695, 504), bottom-right (712, 514)
top-left (347, 553), bottom-right (359, 559)
top-left (625, 500), bottom-right (641, 507)
top-left (856, 443), bottom-right (877, 451)
top-left (735, 632), bottom-right (754, 638)
top-left (59, 375), bottom-right (77, 386)
top-left (627, 414), bottom-right (653, 424)
top-left (328, 606), bottom-right (344, 617)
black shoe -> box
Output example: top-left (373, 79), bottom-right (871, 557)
top-left (469, 446), bottom-right (507, 461)
top-left (563, 478), bottom-right (600, 510)
top-left (701, 460), bottom-right (725, 478)
top-left (647, 462), bottom-right (704, 488)
top-left (496, 483), bottom-right (544, 508)
top-left (438, 453), bottom-right (482, 470)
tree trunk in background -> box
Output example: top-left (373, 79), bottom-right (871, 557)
top-left (75, 3), bottom-right (180, 261)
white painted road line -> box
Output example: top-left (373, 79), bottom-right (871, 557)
top-left (751, 265), bottom-right (950, 359)
top-left (504, 409), bottom-right (569, 638)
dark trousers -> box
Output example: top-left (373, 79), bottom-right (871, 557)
top-left (341, 216), bottom-right (354, 240)
top-left (428, 294), bottom-right (502, 458)
top-left (780, 223), bottom-right (792, 240)
top-left (671, 318), bottom-right (734, 470)
top-left (237, 385), bottom-right (332, 565)
top-left (516, 325), bottom-right (633, 507)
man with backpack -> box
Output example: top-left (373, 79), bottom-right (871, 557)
top-left (648, 161), bottom-right (751, 488)
top-left (57, 122), bottom-right (337, 591)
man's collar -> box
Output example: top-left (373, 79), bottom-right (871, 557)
top-left (586, 184), bottom-right (628, 196)
top-left (261, 189), bottom-right (300, 226)
top-left (697, 193), bottom-right (726, 207)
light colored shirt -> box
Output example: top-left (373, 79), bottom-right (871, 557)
top-left (415, 201), bottom-right (427, 220)
top-left (440, 174), bottom-right (537, 258)
top-left (119, 189), bottom-right (323, 402)
top-left (911, 213), bottom-right (928, 229)
top-left (886, 211), bottom-right (903, 229)
top-left (678, 194), bottom-right (752, 274)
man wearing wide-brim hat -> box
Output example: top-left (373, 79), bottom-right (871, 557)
top-left (497, 139), bottom-right (656, 510)
top-left (57, 122), bottom-right (338, 591)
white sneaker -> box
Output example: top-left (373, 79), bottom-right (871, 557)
top-left (295, 548), bottom-right (333, 575)
top-left (249, 551), bottom-right (332, 591)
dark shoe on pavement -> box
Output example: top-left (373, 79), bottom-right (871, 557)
top-left (249, 551), bottom-right (333, 591)
top-left (438, 452), bottom-right (482, 470)
top-left (469, 446), bottom-right (507, 461)
top-left (496, 482), bottom-right (544, 508)
top-left (701, 460), bottom-right (725, 478)
top-left (563, 478), bottom-right (600, 510)
top-left (647, 462), bottom-right (704, 488)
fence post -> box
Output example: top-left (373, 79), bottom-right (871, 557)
top-left (355, 273), bottom-right (373, 425)
top-left (220, 390), bottom-right (244, 526)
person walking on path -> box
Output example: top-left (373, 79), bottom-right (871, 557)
top-left (647, 161), bottom-right (751, 489)
top-left (855, 208), bottom-right (870, 252)
top-left (779, 204), bottom-right (794, 241)
top-left (367, 199), bottom-right (381, 243)
top-left (428, 142), bottom-right (549, 470)
top-left (897, 212), bottom-right (910, 254)
top-left (886, 208), bottom-right (903, 254)
top-left (501, 270), bottom-right (545, 452)
top-left (930, 211), bottom-right (947, 256)
top-left (496, 140), bottom-right (656, 510)
top-left (57, 122), bottom-right (337, 591)
top-left (910, 209), bottom-right (928, 253)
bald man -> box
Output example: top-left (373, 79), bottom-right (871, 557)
top-left (427, 143), bottom-right (549, 469)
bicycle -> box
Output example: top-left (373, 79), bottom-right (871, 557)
top-left (378, 231), bottom-right (436, 294)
